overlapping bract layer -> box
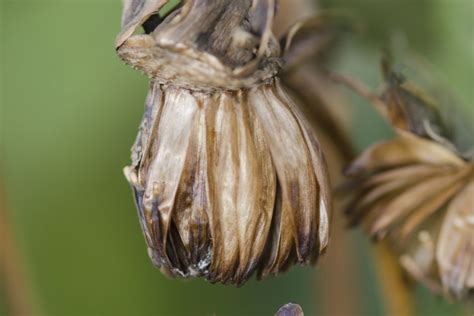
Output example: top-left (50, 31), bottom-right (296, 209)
top-left (124, 80), bottom-right (329, 285)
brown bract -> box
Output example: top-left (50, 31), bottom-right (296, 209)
top-left (116, 0), bottom-right (281, 91)
top-left (344, 61), bottom-right (474, 301)
top-left (117, 0), bottom-right (331, 286)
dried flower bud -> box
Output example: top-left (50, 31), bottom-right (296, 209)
top-left (343, 59), bottom-right (474, 301)
top-left (117, 0), bottom-right (331, 286)
top-left (275, 303), bottom-right (304, 316)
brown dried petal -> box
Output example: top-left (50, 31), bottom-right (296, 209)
top-left (117, 0), bottom-right (169, 47)
top-left (250, 82), bottom-right (320, 274)
top-left (346, 166), bottom-right (444, 226)
top-left (437, 178), bottom-right (474, 300)
top-left (398, 176), bottom-right (467, 240)
top-left (368, 169), bottom-right (468, 237)
top-left (125, 81), bottom-right (329, 285)
top-left (274, 81), bottom-right (331, 254)
top-left (345, 132), bottom-right (464, 176)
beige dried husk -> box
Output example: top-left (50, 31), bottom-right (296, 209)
top-left (116, 0), bottom-right (331, 286)
top-left (344, 59), bottom-right (474, 301)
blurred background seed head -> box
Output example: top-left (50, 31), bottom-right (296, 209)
top-left (1, 0), bottom-right (472, 315)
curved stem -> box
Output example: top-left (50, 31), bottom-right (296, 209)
top-left (373, 241), bottom-right (416, 316)
top-left (328, 71), bottom-right (389, 119)
top-left (328, 71), bottom-right (417, 316)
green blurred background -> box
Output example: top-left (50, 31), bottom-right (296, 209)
top-left (0, 0), bottom-right (472, 315)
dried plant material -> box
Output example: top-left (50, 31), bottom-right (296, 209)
top-left (275, 303), bottom-right (304, 316)
top-left (117, 0), bottom-right (331, 286)
top-left (343, 59), bottom-right (474, 301)
top-left (280, 13), bottom-right (355, 162)
top-left (276, 3), bottom-right (365, 314)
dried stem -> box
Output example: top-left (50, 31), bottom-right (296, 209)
top-left (328, 71), bottom-right (389, 119)
top-left (0, 175), bottom-right (38, 316)
top-left (283, 67), bottom-right (362, 314)
top-left (328, 71), bottom-right (417, 315)
top-left (373, 242), bottom-right (416, 316)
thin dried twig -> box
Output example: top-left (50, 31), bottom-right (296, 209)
top-left (374, 243), bottom-right (416, 316)
top-left (328, 72), bottom-right (417, 315)
top-left (328, 71), bottom-right (388, 118)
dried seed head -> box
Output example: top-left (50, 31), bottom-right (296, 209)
top-left (117, 0), bottom-right (331, 286)
top-left (344, 59), bottom-right (474, 301)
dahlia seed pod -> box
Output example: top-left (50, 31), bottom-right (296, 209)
top-left (117, 0), bottom-right (331, 286)
top-left (343, 59), bottom-right (474, 301)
